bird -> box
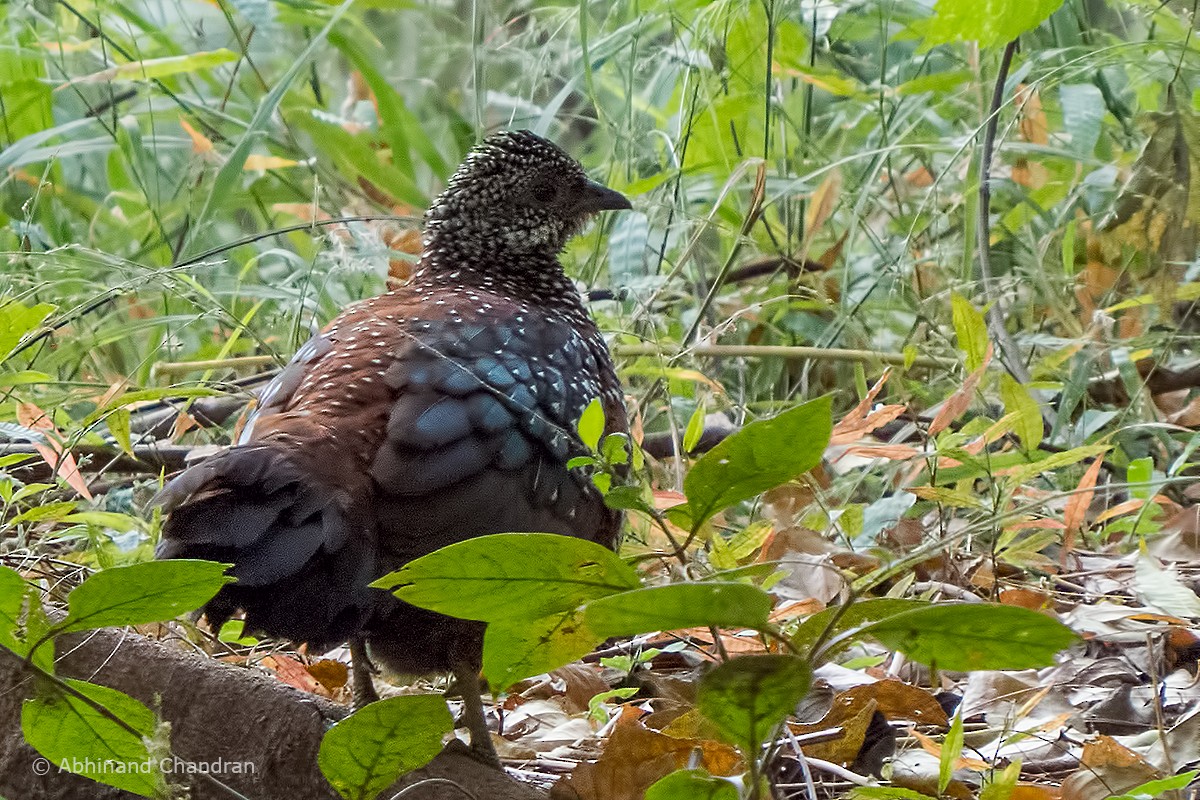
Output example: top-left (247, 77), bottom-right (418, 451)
top-left (155, 130), bottom-right (631, 765)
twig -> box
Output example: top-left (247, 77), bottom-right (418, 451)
top-left (153, 355), bottom-right (278, 376)
top-left (613, 343), bottom-right (950, 369)
top-left (976, 41), bottom-right (1031, 387)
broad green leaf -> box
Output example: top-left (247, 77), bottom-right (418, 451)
top-left (861, 604), bottom-right (1077, 671)
top-left (1127, 456), bottom-right (1154, 500)
top-left (0, 566), bottom-right (26, 652)
top-left (950, 293), bottom-right (988, 371)
top-left (696, 654), bottom-right (811, 753)
top-left (924, 0), bottom-right (1065, 49)
top-left (792, 598), bottom-right (931, 657)
top-left (0, 300), bottom-right (54, 362)
top-left (646, 770), bottom-right (739, 800)
top-left (374, 533), bottom-right (639, 621)
top-left (24, 593), bottom-right (54, 674)
top-left (683, 396), bottom-right (832, 528)
top-left (585, 583), bottom-right (773, 638)
top-left (578, 398), bottom-right (605, 452)
top-left (999, 374), bottom-right (1043, 451)
top-left (22, 679), bottom-right (162, 797)
top-left (54, 560), bottom-right (232, 635)
top-left (483, 608), bottom-right (601, 690)
top-left (318, 695), bottom-right (452, 800)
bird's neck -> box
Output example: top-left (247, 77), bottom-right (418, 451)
top-left (412, 236), bottom-right (587, 317)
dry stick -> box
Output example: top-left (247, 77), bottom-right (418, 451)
top-left (613, 343), bottom-right (950, 370)
top-left (977, 41), bottom-right (1059, 432)
top-left (976, 40), bottom-right (1027, 384)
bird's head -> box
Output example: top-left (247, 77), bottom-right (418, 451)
top-left (423, 130), bottom-right (630, 262)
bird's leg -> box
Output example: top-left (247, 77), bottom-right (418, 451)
top-left (349, 637), bottom-right (380, 709)
top-left (451, 661), bottom-right (500, 768)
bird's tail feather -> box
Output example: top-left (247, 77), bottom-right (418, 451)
top-left (155, 445), bottom-right (376, 651)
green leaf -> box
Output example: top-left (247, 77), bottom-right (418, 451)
top-left (373, 533), bottom-right (639, 622)
top-left (318, 695), bottom-right (452, 800)
top-left (939, 711), bottom-right (963, 795)
top-left (646, 770), bottom-right (740, 800)
top-left (924, 0), bottom-right (1066, 49)
top-left (1059, 83), bottom-right (1105, 157)
top-left (106, 408), bottom-right (133, 457)
top-left (792, 598), bottom-right (931, 657)
top-left (950, 293), bottom-right (989, 371)
top-left (585, 583), bottom-right (773, 638)
top-left (483, 609), bottom-right (602, 690)
top-left (696, 654), bottom-right (811, 753)
top-left (1104, 770), bottom-right (1199, 800)
top-left (683, 401), bottom-right (706, 453)
top-left (22, 679), bottom-right (162, 797)
top-left (861, 604), bottom-right (1078, 671)
top-left (999, 374), bottom-right (1043, 451)
top-left (849, 788), bottom-right (939, 800)
top-left (0, 565), bottom-right (26, 652)
top-left (683, 396), bottom-right (832, 528)
top-left (54, 560), bottom-right (232, 635)
top-left (0, 300), bottom-right (54, 362)
top-left (578, 397), bottom-right (605, 452)
top-left (1007, 444), bottom-right (1110, 485)
top-left (76, 50), bottom-right (238, 82)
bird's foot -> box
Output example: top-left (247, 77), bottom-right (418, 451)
top-left (349, 637), bottom-right (380, 709)
top-left (452, 662), bottom-right (502, 770)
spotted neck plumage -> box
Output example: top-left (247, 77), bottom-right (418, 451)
top-left (412, 229), bottom-right (589, 321)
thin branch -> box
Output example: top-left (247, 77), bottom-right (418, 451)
top-left (613, 343), bottom-right (950, 370)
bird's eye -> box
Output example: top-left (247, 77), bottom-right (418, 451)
top-left (529, 181), bottom-right (558, 204)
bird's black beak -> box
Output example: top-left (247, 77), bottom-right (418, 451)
top-left (574, 179), bottom-right (632, 214)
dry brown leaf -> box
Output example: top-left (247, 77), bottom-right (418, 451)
top-left (1016, 84), bottom-right (1049, 145)
top-left (804, 170), bottom-right (841, 247)
top-left (839, 444), bottom-right (921, 460)
top-left (551, 663), bottom-right (610, 714)
top-left (16, 402), bottom-right (92, 499)
top-left (306, 659), bottom-right (348, 694)
top-left (565, 718), bottom-right (742, 800)
top-left (999, 587), bottom-right (1054, 611)
top-left (788, 696), bottom-right (876, 765)
top-left (837, 680), bottom-right (949, 728)
top-left (179, 117), bottom-right (215, 155)
top-left (1063, 455), bottom-right (1106, 563)
top-left (928, 349), bottom-right (991, 437)
top-left (261, 654), bottom-right (322, 694)
top-left (909, 727), bottom-right (990, 771)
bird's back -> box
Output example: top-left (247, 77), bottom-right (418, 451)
top-left (157, 273), bottom-right (625, 667)
top-left (156, 129), bottom-right (631, 679)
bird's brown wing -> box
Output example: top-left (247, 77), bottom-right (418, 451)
top-left (156, 285), bottom-right (621, 651)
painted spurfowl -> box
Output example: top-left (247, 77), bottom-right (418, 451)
top-left (155, 130), bottom-right (631, 764)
